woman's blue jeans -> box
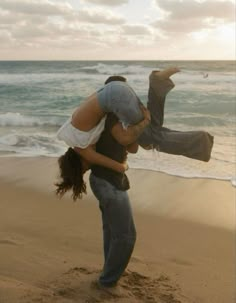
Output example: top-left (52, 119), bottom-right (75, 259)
top-left (89, 173), bottom-right (136, 287)
top-left (98, 71), bottom-right (213, 161)
top-left (97, 71), bottom-right (174, 128)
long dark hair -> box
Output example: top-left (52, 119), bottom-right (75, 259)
top-left (55, 147), bottom-right (86, 201)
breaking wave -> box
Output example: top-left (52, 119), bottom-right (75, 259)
top-left (0, 112), bottom-right (60, 127)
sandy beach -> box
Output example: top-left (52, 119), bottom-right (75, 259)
top-left (0, 156), bottom-right (235, 303)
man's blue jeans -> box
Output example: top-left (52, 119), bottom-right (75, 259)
top-left (89, 173), bottom-right (136, 287)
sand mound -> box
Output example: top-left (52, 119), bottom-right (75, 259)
top-left (21, 267), bottom-right (183, 303)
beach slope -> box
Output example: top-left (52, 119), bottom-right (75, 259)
top-left (0, 157), bottom-right (235, 303)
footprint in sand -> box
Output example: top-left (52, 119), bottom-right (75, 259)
top-left (23, 266), bottom-right (183, 303)
top-left (169, 258), bottom-right (193, 267)
top-left (0, 239), bottom-right (19, 246)
top-left (120, 270), bottom-right (182, 303)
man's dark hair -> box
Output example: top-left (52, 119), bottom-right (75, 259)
top-left (104, 75), bottom-right (127, 85)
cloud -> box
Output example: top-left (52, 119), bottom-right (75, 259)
top-left (122, 24), bottom-right (153, 35)
top-left (153, 0), bottom-right (235, 35)
top-left (0, 0), bottom-right (72, 16)
top-left (0, 0), bottom-right (234, 60)
top-left (0, 29), bottom-right (14, 48)
top-left (0, 10), bottom-right (24, 26)
top-left (0, 0), bottom-right (127, 51)
top-left (82, 0), bottom-right (128, 6)
top-left (0, 1), bottom-right (71, 45)
top-left (154, 18), bottom-right (214, 35)
top-left (156, 0), bottom-right (235, 21)
top-left (78, 8), bottom-right (126, 24)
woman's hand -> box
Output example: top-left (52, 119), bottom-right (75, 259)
top-left (140, 105), bottom-right (151, 125)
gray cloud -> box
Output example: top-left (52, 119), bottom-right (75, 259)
top-left (153, 0), bottom-right (235, 35)
top-left (0, 29), bottom-right (13, 45)
top-left (0, 10), bottom-right (24, 25)
top-left (82, 0), bottom-right (128, 6)
top-left (155, 19), bottom-right (209, 35)
top-left (1, 0), bottom-right (233, 60)
top-left (0, 0), bottom-right (72, 16)
top-left (122, 24), bottom-right (152, 35)
top-left (155, 0), bottom-right (235, 21)
top-left (12, 24), bottom-right (48, 39)
top-left (0, 0), bottom-right (126, 49)
top-left (78, 8), bottom-right (126, 24)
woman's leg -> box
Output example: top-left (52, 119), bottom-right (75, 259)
top-left (97, 68), bottom-right (178, 128)
top-left (147, 70), bottom-right (176, 128)
top-left (155, 129), bottom-right (214, 161)
top-left (138, 70), bottom-right (214, 162)
top-left (97, 81), bottom-right (144, 127)
top-left (137, 69), bottom-right (176, 148)
top-left (89, 173), bottom-right (136, 286)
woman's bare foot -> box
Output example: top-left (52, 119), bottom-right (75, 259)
top-left (152, 67), bottom-right (180, 80)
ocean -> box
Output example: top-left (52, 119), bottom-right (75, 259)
top-left (0, 60), bottom-right (235, 186)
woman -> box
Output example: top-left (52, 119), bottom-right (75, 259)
top-left (55, 107), bottom-right (150, 201)
top-left (56, 68), bottom-right (180, 174)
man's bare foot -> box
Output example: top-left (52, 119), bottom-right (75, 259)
top-left (91, 280), bottom-right (123, 297)
top-left (152, 67), bottom-right (180, 80)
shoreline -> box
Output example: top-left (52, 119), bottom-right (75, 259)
top-left (0, 156), bottom-right (234, 230)
top-left (0, 152), bottom-right (235, 187)
top-left (0, 156), bottom-right (235, 303)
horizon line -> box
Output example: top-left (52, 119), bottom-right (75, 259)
top-left (0, 59), bottom-right (235, 62)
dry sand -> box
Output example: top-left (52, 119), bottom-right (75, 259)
top-left (0, 157), bottom-right (235, 303)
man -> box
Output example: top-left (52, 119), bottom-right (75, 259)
top-left (89, 109), bottom-right (150, 288)
top-left (89, 116), bottom-right (137, 287)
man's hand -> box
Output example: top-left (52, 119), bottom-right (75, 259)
top-left (111, 106), bottom-right (150, 147)
top-left (120, 161), bottom-right (129, 172)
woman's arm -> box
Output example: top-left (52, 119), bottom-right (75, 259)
top-left (74, 146), bottom-right (127, 173)
top-left (127, 142), bottom-right (139, 154)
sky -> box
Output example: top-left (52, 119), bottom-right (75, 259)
top-left (0, 0), bottom-right (235, 60)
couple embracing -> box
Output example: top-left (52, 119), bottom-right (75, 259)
top-left (55, 68), bottom-right (214, 288)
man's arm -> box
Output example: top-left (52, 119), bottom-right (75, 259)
top-left (75, 146), bottom-right (128, 173)
top-left (111, 106), bottom-right (150, 146)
